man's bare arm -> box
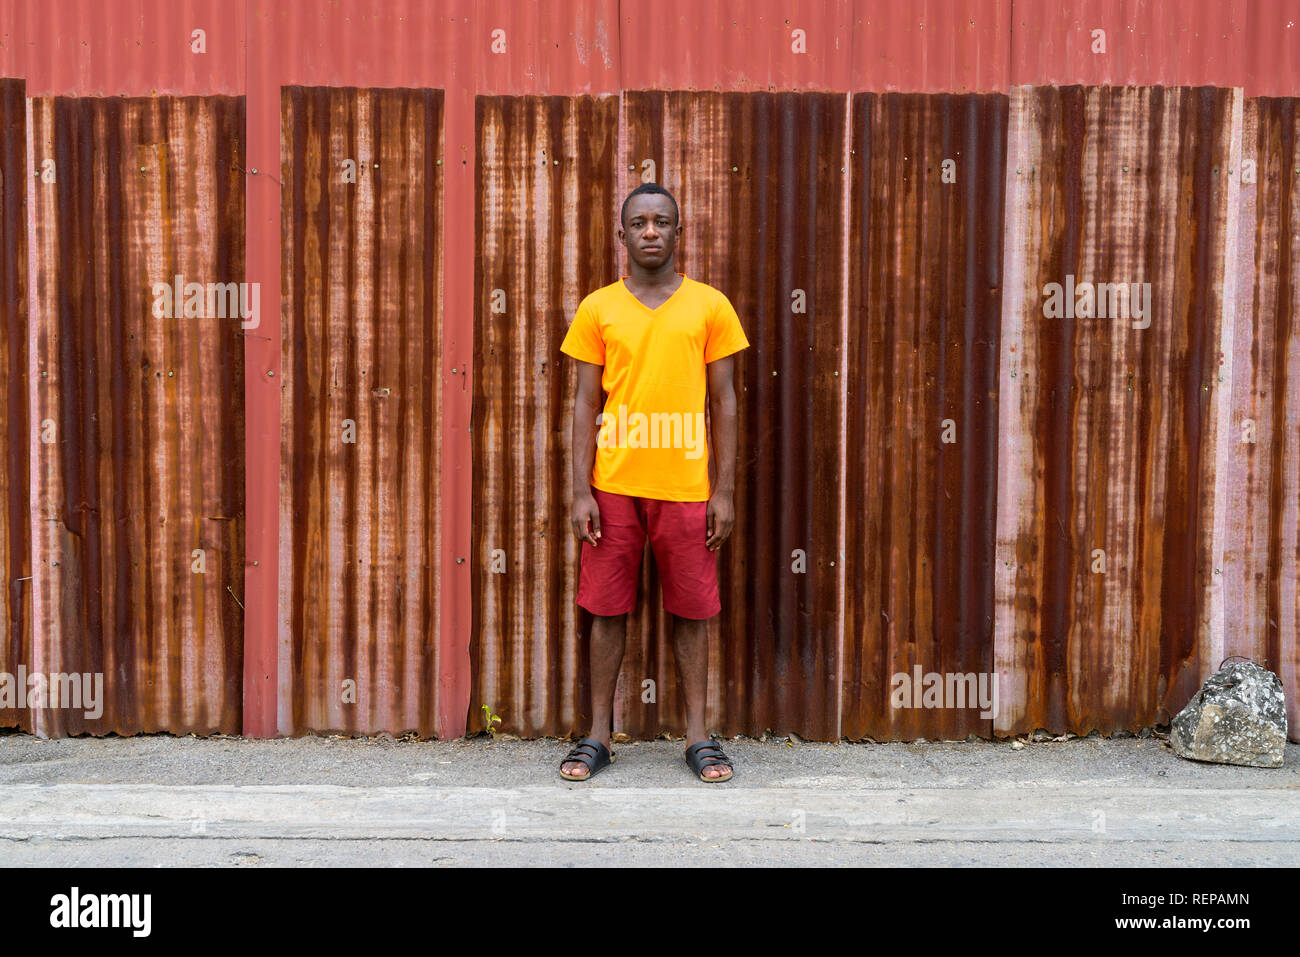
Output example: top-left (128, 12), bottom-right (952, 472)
top-left (705, 355), bottom-right (738, 550)
top-left (570, 360), bottom-right (604, 546)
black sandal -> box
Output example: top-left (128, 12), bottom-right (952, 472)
top-left (684, 739), bottom-right (734, 783)
top-left (559, 737), bottom-right (615, 781)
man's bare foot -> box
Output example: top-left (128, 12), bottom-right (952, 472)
top-left (561, 737), bottom-right (611, 779)
top-left (684, 737), bottom-right (732, 780)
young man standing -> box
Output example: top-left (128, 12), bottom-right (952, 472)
top-left (558, 183), bottom-right (749, 783)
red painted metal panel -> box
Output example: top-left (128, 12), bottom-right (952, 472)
top-left (247, 0), bottom-right (617, 94)
top-left (0, 0), bottom-right (245, 96)
top-left (242, 2), bottom-right (280, 737)
top-left (1242, 0), bottom-right (1300, 96)
top-left (26, 94), bottom-right (246, 735)
top-left (850, 1), bottom-right (1012, 93)
top-left (1010, 0), bottom-right (1247, 88)
top-left (1008, 0), bottom-right (1300, 94)
top-left (621, 0), bottom-right (855, 92)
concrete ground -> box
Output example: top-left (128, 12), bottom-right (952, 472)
top-left (0, 731), bottom-right (1296, 866)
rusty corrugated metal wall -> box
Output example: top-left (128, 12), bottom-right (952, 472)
top-left (279, 86), bottom-right (445, 735)
top-left (25, 95), bottom-right (245, 735)
top-left (1, 0), bottom-right (1298, 742)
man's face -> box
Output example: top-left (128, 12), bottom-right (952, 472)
top-left (619, 193), bottom-right (680, 269)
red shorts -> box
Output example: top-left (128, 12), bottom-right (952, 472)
top-left (576, 487), bottom-right (721, 620)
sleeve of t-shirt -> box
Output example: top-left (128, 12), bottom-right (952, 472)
top-left (559, 295), bottom-right (605, 365)
top-left (704, 291), bottom-right (750, 363)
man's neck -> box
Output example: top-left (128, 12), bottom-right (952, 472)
top-left (625, 262), bottom-right (679, 286)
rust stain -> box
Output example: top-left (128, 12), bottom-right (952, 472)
top-left (472, 91), bottom-right (845, 741)
top-left (26, 95), bottom-right (245, 735)
top-left (843, 92), bottom-right (1008, 742)
top-left (280, 86), bottom-right (444, 736)
top-left (620, 91), bottom-right (846, 741)
top-left (471, 94), bottom-right (620, 738)
top-left (1242, 96), bottom-right (1300, 736)
top-left (0, 79), bottom-right (31, 732)
top-left (995, 86), bottom-right (1236, 737)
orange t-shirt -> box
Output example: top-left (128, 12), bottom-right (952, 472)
top-left (560, 273), bottom-right (750, 502)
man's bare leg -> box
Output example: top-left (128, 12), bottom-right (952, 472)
top-left (670, 614), bottom-right (730, 779)
top-left (562, 613), bottom-right (627, 778)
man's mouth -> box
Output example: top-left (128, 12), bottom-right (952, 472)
top-left (642, 244), bottom-right (661, 252)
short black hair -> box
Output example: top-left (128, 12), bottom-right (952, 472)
top-left (621, 183), bottom-right (679, 228)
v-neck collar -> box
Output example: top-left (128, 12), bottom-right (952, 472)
top-left (620, 273), bottom-right (688, 314)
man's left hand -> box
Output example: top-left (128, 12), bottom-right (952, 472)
top-left (705, 492), bottom-right (734, 551)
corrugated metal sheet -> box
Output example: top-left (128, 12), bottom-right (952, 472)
top-left (619, 91), bottom-right (846, 740)
top-left (472, 91), bottom-right (845, 740)
top-left (843, 92), bottom-right (1008, 742)
top-left (0, 0), bottom-right (246, 96)
top-left (1009, 0), bottom-right (1300, 94)
top-left (279, 86), bottom-right (445, 735)
top-left (1221, 96), bottom-right (1300, 736)
top-left (471, 95), bottom-right (619, 737)
top-left (26, 95), bottom-right (245, 735)
top-left (0, 78), bottom-right (31, 733)
top-left (994, 86), bottom-right (1237, 736)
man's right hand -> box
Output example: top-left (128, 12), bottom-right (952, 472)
top-left (571, 491), bottom-right (602, 546)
